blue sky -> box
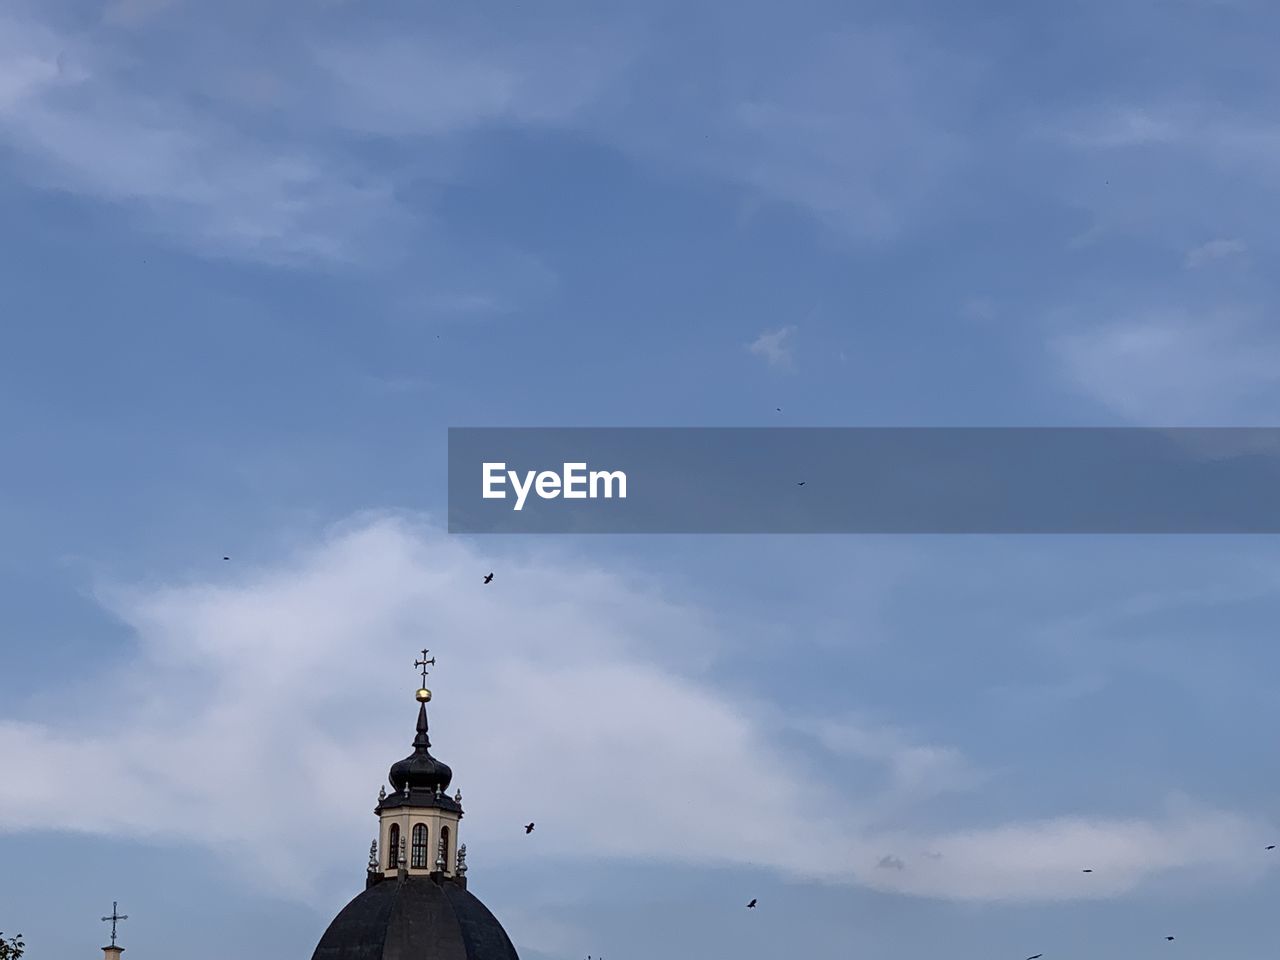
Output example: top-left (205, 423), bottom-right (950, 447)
top-left (4, 0), bottom-right (1280, 958)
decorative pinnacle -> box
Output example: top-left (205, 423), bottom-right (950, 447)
top-left (414, 649), bottom-right (435, 702)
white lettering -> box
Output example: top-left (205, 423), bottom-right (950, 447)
top-left (590, 469), bottom-right (627, 500)
top-left (482, 463), bottom-right (507, 499)
top-left (483, 462), bottom-right (626, 510)
top-left (510, 469), bottom-right (536, 512)
top-left (535, 470), bottom-right (561, 499)
top-left (562, 462), bottom-right (588, 499)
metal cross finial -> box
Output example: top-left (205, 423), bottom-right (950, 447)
top-left (101, 901), bottom-right (128, 947)
top-left (414, 649), bottom-right (436, 687)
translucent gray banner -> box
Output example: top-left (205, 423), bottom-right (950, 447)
top-left (446, 428), bottom-right (1280, 533)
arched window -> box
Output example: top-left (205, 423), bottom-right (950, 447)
top-left (440, 825), bottom-right (451, 872)
top-left (387, 824), bottom-right (400, 868)
top-left (411, 824), bottom-right (429, 869)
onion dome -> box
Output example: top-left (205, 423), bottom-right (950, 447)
top-left (388, 697), bottom-right (453, 796)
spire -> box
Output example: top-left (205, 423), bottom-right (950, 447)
top-left (413, 700), bottom-right (431, 749)
top-left (387, 652), bottom-right (453, 797)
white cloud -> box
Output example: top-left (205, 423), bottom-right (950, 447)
top-left (599, 23), bottom-right (977, 243)
top-left (1185, 238), bottom-right (1247, 268)
top-left (102, 0), bottom-right (178, 26)
top-left (0, 12), bottom-right (623, 266)
top-left (311, 33), bottom-right (620, 138)
top-left (0, 14), bottom-right (408, 265)
top-left (961, 297), bottom-right (997, 322)
top-left (1040, 98), bottom-right (1280, 255)
top-left (1051, 308), bottom-right (1280, 423)
top-left (802, 718), bottom-right (983, 799)
top-left (0, 513), bottom-right (1272, 910)
top-left (747, 325), bottom-right (796, 369)
top-left (0, 9), bottom-right (972, 263)
top-left (865, 799), bottom-right (1267, 900)
top-left (1047, 106), bottom-right (1187, 149)
top-left (0, 17), bottom-right (69, 111)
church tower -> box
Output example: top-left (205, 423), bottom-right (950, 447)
top-left (373, 650), bottom-right (465, 884)
top-left (310, 651), bottom-right (519, 960)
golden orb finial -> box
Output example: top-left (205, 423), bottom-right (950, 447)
top-left (413, 649), bottom-right (436, 702)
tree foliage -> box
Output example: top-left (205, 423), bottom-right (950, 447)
top-left (0, 932), bottom-right (24, 960)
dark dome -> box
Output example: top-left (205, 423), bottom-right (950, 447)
top-left (388, 703), bottom-right (453, 795)
top-left (311, 876), bottom-right (519, 960)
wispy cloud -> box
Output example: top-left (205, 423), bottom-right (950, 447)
top-left (1, 7), bottom-right (979, 265)
top-left (1051, 308), bottom-right (1280, 423)
top-left (961, 296), bottom-right (998, 322)
top-left (0, 10), bottom-right (625, 267)
top-left (102, 0), bottom-right (178, 26)
top-left (1039, 98), bottom-right (1280, 253)
top-left (747, 325), bottom-right (797, 369)
top-left (311, 31), bottom-right (622, 138)
top-left (0, 14), bottom-right (408, 265)
top-left (1047, 106), bottom-right (1187, 149)
top-left (1185, 238), bottom-right (1247, 268)
top-left (803, 717), bottom-right (983, 800)
top-left (864, 800), bottom-right (1268, 900)
top-left (600, 22), bottom-right (979, 243)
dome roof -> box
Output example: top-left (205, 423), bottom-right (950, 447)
top-left (311, 876), bottom-right (519, 960)
top-left (388, 702), bottom-right (453, 795)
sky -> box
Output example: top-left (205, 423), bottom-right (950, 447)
top-left (3, 0), bottom-right (1280, 958)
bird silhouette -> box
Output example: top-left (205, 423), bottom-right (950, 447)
top-left (797, 481), bottom-right (805, 486)
top-left (222, 556), bottom-right (230, 561)
top-left (484, 572), bottom-right (494, 584)
top-left (1165, 936), bottom-right (1175, 941)
top-left (746, 899), bottom-right (757, 909)
top-left (1082, 868), bottom-right (1092, 873)
top-left (1267, 845), bottom-right (1276, 850)
top-left (1025, 954), bottom-right (1042, 959)
top-left (524, 822), bottom-right (534, 834)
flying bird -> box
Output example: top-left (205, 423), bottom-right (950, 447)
top-left (1025, 954), bottom-right (1042, 959)
top-left (1267, 845), bottom-right (1275, 850)
top-left (1165, 936), bottom-right (1175, 941)
top-left (746, 899), bottom-right (757, 909)
top-left (484, 572), bottom-right (494, 584)
top-left (524, 822), bottom-right (534, 834)
top-left (1082, 868), bottom-right (1092, 873)
top-left (797, 481), bottom-right (805, 486)
top-left (222, 556), bottom-right (230, 561)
